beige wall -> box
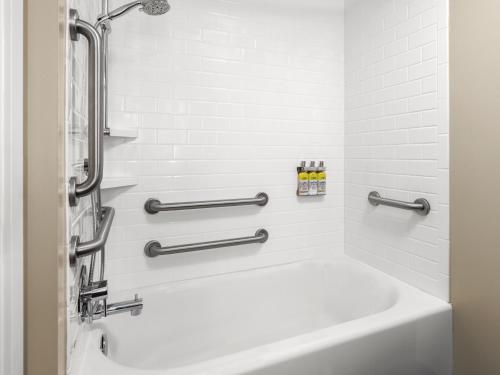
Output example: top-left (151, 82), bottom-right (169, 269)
top-left (451, 1), bottom-right (500, 374)
top-left (24, 0), bottom-right (66, 373)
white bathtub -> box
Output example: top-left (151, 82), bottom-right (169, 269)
top-left (72, 257), bottom-right (452, 375)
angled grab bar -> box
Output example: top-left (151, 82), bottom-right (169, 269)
top-left (144, 229), bottom-right (269, 257)
top-left (368, 191), bottom-right (430, 216)
top-left (70, 207), bottom-right (115, 265)
top-left (144, 193), bottom-right (269, 214)
top-left (68, 9), bottom-right (103, 206)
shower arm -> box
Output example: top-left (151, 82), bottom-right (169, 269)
top-left (96, 1), bottom-right (142, 27)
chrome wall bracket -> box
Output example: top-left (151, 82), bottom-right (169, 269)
top-left (69, 9), bottom-right (81, 41)
top-left (68, 176), bottom-right (79, 207)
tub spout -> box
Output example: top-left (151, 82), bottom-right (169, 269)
top-left (105, 294), bottom-right (143, 317)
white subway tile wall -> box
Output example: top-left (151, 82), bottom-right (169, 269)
top-left (65, 0), bottom-right (101, 369)
top-left (101, 0), bottom-right (345, 294)
top-left (345, 0), bottom-right (449, 300)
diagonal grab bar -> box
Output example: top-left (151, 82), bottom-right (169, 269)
top-left (70, 207), bottom-right (115, 265)
top-left (144, 229), bottom-right (269, 257)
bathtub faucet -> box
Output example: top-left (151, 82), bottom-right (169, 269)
top-left (79, 270), bottom-right (143, 323)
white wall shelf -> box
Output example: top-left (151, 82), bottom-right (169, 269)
top-left (101, 177), bottom-right (138, 190)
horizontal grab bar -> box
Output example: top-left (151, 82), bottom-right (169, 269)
top-left (144, 229), bottom-right (269, 258)
top-left (144, 193), bottom-right (269, 214)
top-left (70, 207), bottom-right (115, 265)
top-left (368, 191), bottom-right (430, 216)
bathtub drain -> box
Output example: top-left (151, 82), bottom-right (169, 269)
top-left (100, 333), bottom-right (108, 356)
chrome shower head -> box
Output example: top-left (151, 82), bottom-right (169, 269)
top-left (98, 0), bottom-right (170, 25)
top-left (141, 0), bottom-right (170, 15)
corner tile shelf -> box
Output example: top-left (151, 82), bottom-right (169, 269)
top-left (105, 128), bottom-right (138, 138)
top-left (101, 177), bottom-right (138, 190)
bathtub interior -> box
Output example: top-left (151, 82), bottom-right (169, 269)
top-left (96, 260), bottom-right (398, 370)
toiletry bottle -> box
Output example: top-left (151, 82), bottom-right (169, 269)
top-left (297, 161), bottom-right (309, 196)
top-left (308, 161), bottom-right (318, 196)
top-left (317, 161), bottom-right (326, 195)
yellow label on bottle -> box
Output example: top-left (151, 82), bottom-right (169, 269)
top-left (299, 172), bottom-right (309, 181)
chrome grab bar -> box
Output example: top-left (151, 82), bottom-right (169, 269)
top-left (70, 207), bottom-right (115, 265)
top-left (144, 229), bottom-right (269, 257)
top-left (144, 193), bottom-right (269, 214)
top-left (368, 191), bottom-right (431, 216)
top-left (68, 9), bottom-right (104, 206)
